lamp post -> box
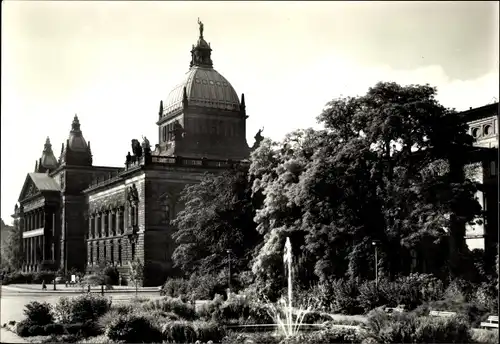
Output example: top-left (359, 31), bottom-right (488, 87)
top-left (372, 241), bottom-right (379, 288)
top-left (226, 249), bottom-right (232, 292)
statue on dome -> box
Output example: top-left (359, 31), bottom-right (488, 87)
top-left (141, 136), bottom-right (151, 150)
top-left (198, 17), bottom-right (204, 38)
top-left (253, 127), bottom-right (265, 150)
top-left (131, 139), bottom-right (142, 157)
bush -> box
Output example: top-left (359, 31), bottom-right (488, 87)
top-left (414, 315), bottom-right (472, 343)
top-left (357, 279), bottom-right (394, 313)
top-left (1, 271), bottom-right (36, 285)
top-left (161, 321), bottom-right (196, 343)
top-left (53, 294), bottom-right (111, 324)
top-left (43, 323), bottom-right (65, 335)
top-left (33, 271), bottom-right (56, 284)
top-left (191, 321), bottom-right (226, 343)
top-left (362, 308), bottom-right (473, 343)
top-left (106, 314), bottom-right (162, 343)
top-left (102, 265), bottom-right (119, 285)
top-left (414, 298), bottom-right (490, 328)
top-left (161, 278), bottom-right (189, 297)
top-left (142, 296), bottom-right (197, 320)
top-left (23, 301), bottom-right (54, 325)
top-left (472, 329), bottom-right (500, 344)
top-left (328, 279), bottom-right (363, 315)
top-left (221, 332), bottom-right (282, 344)
top-left (82, 274), bottom-right (104, 286)
top-left (395, 273), bottom-right (444, 309)
top-left (64, 321), bottom-right (102, 338)
top-left (280, 327), bottom-right (361, 344)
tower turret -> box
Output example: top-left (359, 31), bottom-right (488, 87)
top-left (59, 114), bottom-right (93, 166)
top-left (35, 137), bottom-right (59, 173)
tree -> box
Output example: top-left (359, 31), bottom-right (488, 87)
top-left (249, 82), bottom-right (482, 297)
top-left (172, 164), bottom-right (261, 283)
top-left (128, 259), bottom-right (144, 296)
top-left (1, 218), bottom-right (23, 271)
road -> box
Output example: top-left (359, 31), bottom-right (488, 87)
top-left (0, 287), bottom-right (161, 325)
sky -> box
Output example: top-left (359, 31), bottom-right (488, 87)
top-left (1, 1), bottom-right (499, 223)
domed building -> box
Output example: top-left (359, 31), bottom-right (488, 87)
top-left (15, 20), bottom-right (252, 285)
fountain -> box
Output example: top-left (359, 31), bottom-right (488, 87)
top-left (268, 237), bottom-right (313, 337)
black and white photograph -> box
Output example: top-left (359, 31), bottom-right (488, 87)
top-left (1, 1), bottom-right (498, 343)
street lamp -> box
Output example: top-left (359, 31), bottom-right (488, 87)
top-left (226, 249), bottom-right (232, 292)
top-left (372, 241), bottom-right (379, 288)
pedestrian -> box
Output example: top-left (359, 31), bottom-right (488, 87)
top-left (87, 284), bottom-right (91, 293)
top-left (42, 280), bottom-right (47, 291)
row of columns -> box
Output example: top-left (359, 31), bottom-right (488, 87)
top-left (24, 235), bottom-right (50, 269)
top-left (89, 208), bottom-right (125, 239)
top-left (88, 239), bottom-right (128, 265)
top-left (24, 209), bottom-right (45, 232)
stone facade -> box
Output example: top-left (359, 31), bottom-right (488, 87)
top-left (461, 103), bottom-right (498, 256)
top-left (16, 22), bottom-right (251, 285)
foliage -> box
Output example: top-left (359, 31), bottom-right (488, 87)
top-left (172, 165), bottom-right (262, 280)
top-left (249, 82), bottom-right (481, 297)
top-left (280, 327), bottom-right (361, 344)
top-left (221, 332), bottom-right (282, 344)
top-left (53, 294), bottom-right (111, 324)
top-left (128, 259), bottom-right (144, 295)
top-left (362, 308), bottom-right (472, 343)
top-left (1, 218), bottom-right (22, 271)
top-left (161, 273), bottom-right (230, 300)
top-left (472, 329), bottom-right (500, 344)
top-left (161, 278), bottom-right (190, 297)
top-left (1, 271), bottom-right (56, 285)
top-left (102, 265), bottom-right (119, 285)
top-left (23, 301), bottom-right (54, 326)
top-left (105, 314), bottom-right (162, 343)
top-left (142, 296), bottom-right (197, 320)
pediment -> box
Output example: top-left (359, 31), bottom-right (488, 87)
top-left (18, 175), bottom-right (40, 202)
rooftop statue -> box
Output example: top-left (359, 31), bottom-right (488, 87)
top-left (197, 18), bottom-right (204, 38)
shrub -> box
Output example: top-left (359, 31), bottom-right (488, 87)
top-left (363, 308), bottom-right (473, 343)
top-left (142, 296), bottom-right (197, 320)
top-left (280, 327), bottom-right (361, 344)
top-left (472, 328), bottom-right (500, 344)
top-left (395, 273), bottom-right (444, 309)
top-left (161, 320), bottom-right (196, 343)
top-left (43, 323), bottom-right (65, 335)
top-left (414, 315), bottom-right (472, 343)
top-left (191, 321), bottom-right (226, 343)
top-left (102, 265), bottom-right (119, 285)
top-left (106, 314), bottom-right (162, 343)
top-left (1, 271), bottom-right (36, 285)
top-left (82, 274), bottom-right (104, 286)
top-left (64, 321), bottom-right (102, 338)
top-left (357, 279), bottom-right (394, 313)
top-left (161, 278), bottom-right (189, 297)
top-left (329, 279), bottom-right (363, 315)
top-left (16, 319), bottom-right (33, 337)
top-left (23, 301), bottom-right (54, 325)
top-left (221, 332), bottom-right (282, 344)
top-left (33, 271), bottom-right (56, 284)
top-left (188, 273), bottom-right (228, 300)
top-left (53, 293), bottom-right (111, 324)
top-left (196, 295), bottom-right (225, 320)
top-left (414, 298), bottom-right (490, 327)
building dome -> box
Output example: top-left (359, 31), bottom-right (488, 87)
top-left (68, 115), bottom-right (88, 152)
top-left (162, 66), bottom-right (240, 116)
top-left (40, 137), bottom-right (58, 169)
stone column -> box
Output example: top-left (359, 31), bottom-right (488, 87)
top-left (102, 212), bottom-right (107, 237)
top-left (42, 235), bottom-right (46, 261)
top-left (25, 238), bottom-right (29, 266)
top-left (89, 215), bottom-right (94, 239)
top-left (108, 211), bottom-right (113, 236)
top-left (116, 209), bottom-right (121, 235)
